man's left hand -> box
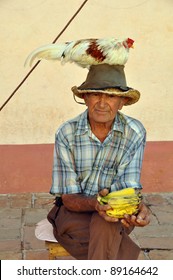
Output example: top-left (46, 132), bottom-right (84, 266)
top-left (121, 202), bottom-right (150, 228)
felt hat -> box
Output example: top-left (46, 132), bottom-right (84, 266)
top-left (71, 64), bottom-right (140, 105)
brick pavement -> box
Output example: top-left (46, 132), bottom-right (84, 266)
top-left (0, 192), bottom-right (173, 260)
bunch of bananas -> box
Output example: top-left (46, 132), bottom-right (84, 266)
top-left (97, 188), bottom-right (142, 218)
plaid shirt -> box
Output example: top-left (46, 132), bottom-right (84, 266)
top-left (50, 109), bottom-right (146, 196)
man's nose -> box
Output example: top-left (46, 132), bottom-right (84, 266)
top-left (99, 94), bottom-right (107, 107)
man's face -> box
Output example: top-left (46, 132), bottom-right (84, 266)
top-left (84, 92), bottom-right (127, 126)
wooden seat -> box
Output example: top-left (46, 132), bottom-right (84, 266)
top-left (45, 241), bottom-right (70, 260)
top-left (35, 218), bottom-right (71, 260)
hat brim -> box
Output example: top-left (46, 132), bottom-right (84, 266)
top-left (71, 86), bottom-right (140, 105)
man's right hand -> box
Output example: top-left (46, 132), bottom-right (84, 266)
top-left (95, 188), bottom-right (119, 223)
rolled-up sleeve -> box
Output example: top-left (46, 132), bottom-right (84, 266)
top-left (50, 127), bottom-right (81, 195)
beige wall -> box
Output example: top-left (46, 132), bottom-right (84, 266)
top-left (1, 0), bottom-right (173, 144)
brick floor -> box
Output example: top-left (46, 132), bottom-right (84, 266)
top-left (0, 192), bottom-right (172, 260)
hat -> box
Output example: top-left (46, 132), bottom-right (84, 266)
top-left (71, 64), bottom-right (140, 105)
top-left (25, 36), bottom-right (140, 105)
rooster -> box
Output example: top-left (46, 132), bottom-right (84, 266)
top-left (25, 37), bottom-right (134, 69)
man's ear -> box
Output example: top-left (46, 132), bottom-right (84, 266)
top-left (119, 97), bottom-right (129, 110)
top-left (83, 93), bottom-right (88, 106)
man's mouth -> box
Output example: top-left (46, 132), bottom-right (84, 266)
top-left (95, 109), bottom-right (108, 113)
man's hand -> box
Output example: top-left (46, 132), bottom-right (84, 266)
top-left (121, 202), bottom-right (150, 228)
top-left (95, 189), bottom-right (119, 223)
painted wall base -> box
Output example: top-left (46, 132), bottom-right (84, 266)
top-left (0, 142), bottom-right (172, 194)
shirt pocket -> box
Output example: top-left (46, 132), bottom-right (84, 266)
top-left (98, 167), bottom-right (116, 189)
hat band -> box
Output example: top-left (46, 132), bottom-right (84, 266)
top-left (79, 85), bottom-right (132, 92)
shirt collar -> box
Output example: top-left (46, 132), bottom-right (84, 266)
top-left (112, 112), bottom-right (125, 134)
top-left (75, 109), bottom-right (89, 136)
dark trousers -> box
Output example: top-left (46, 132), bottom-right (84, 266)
top-left (48, 205), bottom-right (140, 260)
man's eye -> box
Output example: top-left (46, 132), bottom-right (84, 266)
top-left (91, 93), bottom-right (99, 97)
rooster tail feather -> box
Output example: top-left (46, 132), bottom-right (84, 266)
top-left (24, 43), bottom-right (67, 67)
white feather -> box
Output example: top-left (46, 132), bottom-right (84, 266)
top-left (24, 43), bottom-right (67, 67)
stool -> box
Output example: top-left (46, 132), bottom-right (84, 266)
top-left (35, 218), bottom-right (71, 260)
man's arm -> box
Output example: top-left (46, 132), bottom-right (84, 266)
top-left (62, 189), bottom-right (120, 223)
top-left (61, 193), bottom-right (97, 212)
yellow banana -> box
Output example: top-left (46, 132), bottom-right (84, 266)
top-left (106, 205), bottom-right (139, 218)
top-left (104, 187), bottom-right (135, 198)
top-left (97, 187), bottom-right (142, 218)
top-left (98, 188), bottom-right (137, 204)
top-left (108, 196), bottom-right (141, 207)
